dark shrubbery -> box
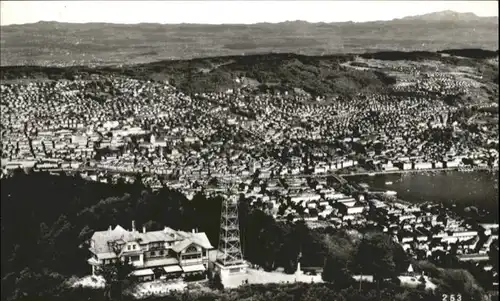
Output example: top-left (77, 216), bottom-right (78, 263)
top-left (359, 51), bottom-right (441, 61)
top-left (438, 49), bottom-right (499, 59)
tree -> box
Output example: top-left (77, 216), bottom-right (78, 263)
top-left (353, 233), bottom-right (397, 292)
top-left (100, 243), bottom-right (136, 300)
top-left (99, 259), bottom-right (136, 300)
top-left (11, 268), bottom-right (65, 301)
top-left (78, 225), bottom-right (94, 242)
top-left (435, 269), bottom-right (485, 300)
top-left (322, 256), bottom-right (353, 289)
top-left (300, 285), bottom-right (336, 301)
top-left (209, 273), bottom-right (224, 291)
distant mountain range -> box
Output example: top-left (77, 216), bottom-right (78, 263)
top-left (397, 10), bottom-right (497, 22)
top-left (0, 10), bottom-right (498, 66)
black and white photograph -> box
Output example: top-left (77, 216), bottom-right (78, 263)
top-left (0, 1), bottom-right (499, 300)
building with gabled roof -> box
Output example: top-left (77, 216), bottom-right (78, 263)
top-left (87, 221), bottom-right (214, 282)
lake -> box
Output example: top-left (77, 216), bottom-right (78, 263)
top-left (347, 170), bottom-right (499, 222)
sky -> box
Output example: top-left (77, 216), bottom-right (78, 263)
top-left (0, 1), bottom-right (498, 26)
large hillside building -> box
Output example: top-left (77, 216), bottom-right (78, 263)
top-left (87, 222), bottom-right (214, 282)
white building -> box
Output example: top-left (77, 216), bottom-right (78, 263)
top-left (88, 222), bottom-right (214, 282)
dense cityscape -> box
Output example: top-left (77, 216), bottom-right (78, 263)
top-left (2, 62), bottom-right (498, 182)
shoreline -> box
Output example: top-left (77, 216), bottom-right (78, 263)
top-left (349, 167), bottom-right (499, 223)
top-left (340, 166), bottom-right (498, 177)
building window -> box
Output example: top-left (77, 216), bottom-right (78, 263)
top-left (131, 256), bottom-right (140, 262)
top-left (150, 242), bottom-right (162, 249)
top-left (160, 250), bottom-right (164, 256)
top-left (186, 245), bottom-right (198, 253)
top-left (183, 254), bottom-right (201, 260)
top-left (128, 245), bottom-right (131, 251)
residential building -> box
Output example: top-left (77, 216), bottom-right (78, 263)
top-left (88, 222), bottom-right (214, 282)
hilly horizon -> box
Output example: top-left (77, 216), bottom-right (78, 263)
top-left (398, 10), bottom-right (496, 21)
top-left (2, 10), bottom-right (497, 26)
top-left (1, 10), bottom-right (498, 66)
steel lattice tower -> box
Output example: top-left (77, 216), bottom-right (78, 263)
top-left (216, 193), bottom-right (245, 267)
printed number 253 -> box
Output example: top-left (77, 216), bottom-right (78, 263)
top-left (442, 294), bottom-right (462, 301)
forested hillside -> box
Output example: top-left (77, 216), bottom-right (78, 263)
top-left (1, 49), bottom-right (498, 98)
top-left (0, 171), bottom-right (489, 301)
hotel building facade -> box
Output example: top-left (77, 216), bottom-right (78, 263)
top-left (87, 222), bottom-right (214, 281)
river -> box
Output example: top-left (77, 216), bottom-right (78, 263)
top-left (346, 170), bottom-right (499, 222)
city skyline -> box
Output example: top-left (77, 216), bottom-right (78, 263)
top-left (1, 1), bottom-right (498, 26)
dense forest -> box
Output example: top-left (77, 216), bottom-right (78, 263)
top-left (0, 171), bottom-right (491, 300)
